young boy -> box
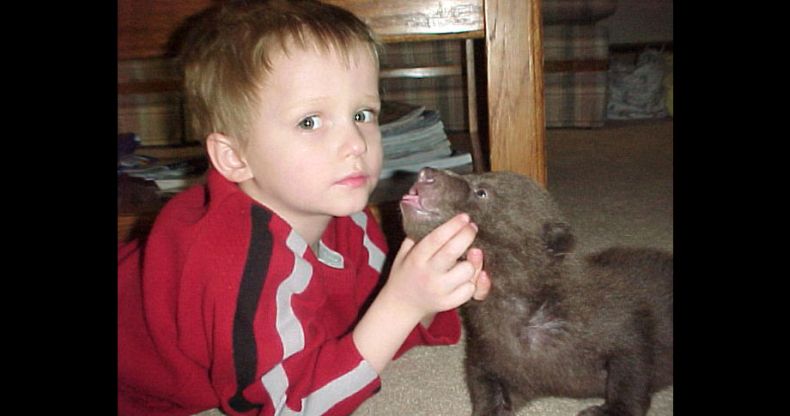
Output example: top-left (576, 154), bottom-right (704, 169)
top-left (118, 1), bottom-right (490, 415)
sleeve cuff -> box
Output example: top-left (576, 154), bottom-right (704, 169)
top-left (394, 309), bottom-right (461, 360)
top-left (418, 309), bottom-right (462, 345)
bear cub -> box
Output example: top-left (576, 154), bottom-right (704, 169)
top-left (400, 168), bottom-right (672, 416)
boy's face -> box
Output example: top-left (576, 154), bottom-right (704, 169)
top-left (238, 42), bottom-right (382, 222)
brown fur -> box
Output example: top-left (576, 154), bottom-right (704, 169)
top-left (400, 168), bottom-right (672, 416)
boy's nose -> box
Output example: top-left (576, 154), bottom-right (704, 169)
top-left (343, 125), bottom-right (368, 157)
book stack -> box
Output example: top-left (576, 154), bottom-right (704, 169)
top-left (118, 133), bottom-right (208, 193)
top-left (378, 101), bottom-right (472, 179)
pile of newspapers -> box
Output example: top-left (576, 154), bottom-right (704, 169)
top-left (118, 133), bottom-right (208, 192)
top-left (379, 101), bottom-right (472, 179)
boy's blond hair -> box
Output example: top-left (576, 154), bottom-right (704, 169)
top-left (178, 0), bottom-right (380, 146)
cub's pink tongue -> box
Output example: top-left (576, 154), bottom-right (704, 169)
top-left (401, 194), bottom-right (421, 208)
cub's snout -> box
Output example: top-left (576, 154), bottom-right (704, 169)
top-left (400, 168), bottom-right (469, 241)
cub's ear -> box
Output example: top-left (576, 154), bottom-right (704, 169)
top-left (541, 221), bottom-right (575, 258)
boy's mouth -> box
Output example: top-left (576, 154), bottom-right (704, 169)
top-left (336, 173), bottom-right (369, 188)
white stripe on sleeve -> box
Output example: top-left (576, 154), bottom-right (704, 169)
top-left (350, 212), bottom-right (385, 273)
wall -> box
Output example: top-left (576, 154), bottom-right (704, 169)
top-left (599, 0), bottom-right (673, 45)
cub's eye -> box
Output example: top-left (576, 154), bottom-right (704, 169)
top-left (354, 109), bottom-right (376, 123)
top-left (474, 189), bottom-right (488, 199)
top-left (298, 115), bottom-right (322, 130)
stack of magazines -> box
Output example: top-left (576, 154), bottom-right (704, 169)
top-left (118, 133), bottom-right (208, 193)
top-left (379, 101), bottom-right (472, 179)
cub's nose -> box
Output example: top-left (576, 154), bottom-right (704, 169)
top-left (418, 167), bottom-right (437, 183)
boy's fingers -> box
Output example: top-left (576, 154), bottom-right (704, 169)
top-left (472, 271), bottom-right (492, 301)
top-left (444, 280), bottom-right (476, 310)
top-left (431, 223), bottom-right (478, 270)
top-left (412, 214), bottom-right (471, 262)
top-left (398, 237), bottom-right (416, 256)
top-left (441, 260), bottom-right (477, 293)
top-left (466, 248), bottom-right (484, 274)
top-left (392, 237), bottom-right (416, 267)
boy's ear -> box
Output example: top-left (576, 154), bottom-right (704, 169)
top-left (206, 133), bottom-right (252, 183)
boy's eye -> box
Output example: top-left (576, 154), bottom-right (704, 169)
top-left (298, 115), bottom-right (322, 130)
top-left (354, 109), bottom-right (376, 123)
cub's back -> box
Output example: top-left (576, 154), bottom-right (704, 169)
top-left (580, 246), bottom-right (674, 387)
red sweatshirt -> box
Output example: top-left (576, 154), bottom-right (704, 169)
top-left (118, 169), bottom-right (461, 416)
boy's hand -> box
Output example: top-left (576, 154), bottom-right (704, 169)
top-left (352, 213), bottom-right (490, 373)
top-left (465, 247), bottom-right (491, 301)
top-left (383, 213), bottom-right (483, 320)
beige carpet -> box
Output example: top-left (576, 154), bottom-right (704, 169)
top-left (196, 118), bottom-right (674, 415)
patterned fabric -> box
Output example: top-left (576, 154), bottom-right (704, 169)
top-left (543, 24), bottom-right (610, 127)
top-left (545, 70), bottom-right (608, 128)
top-left (118, 92), bottom-right (184, 146)
top-left (118, 57), bottom-right (180, 83)
top-left (117, 1), bottom-right (617, 146)
top-left (543, 25), bottom-right (609, 61)
top-left (379, 40), bottom-right (468, 132)
top-left (118, 42), bottom-right (471, 146)
top-left (541, 0), bottom-right (615, 127)
top-left (380, 26), bottom-right (611, 129)
top-left (118, 58), bottom-right (185, 146)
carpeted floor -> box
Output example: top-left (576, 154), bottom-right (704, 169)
top-left (353, 117), bottom-right (674, 416)
top-left (194, 118), bottom-right (674, 416)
